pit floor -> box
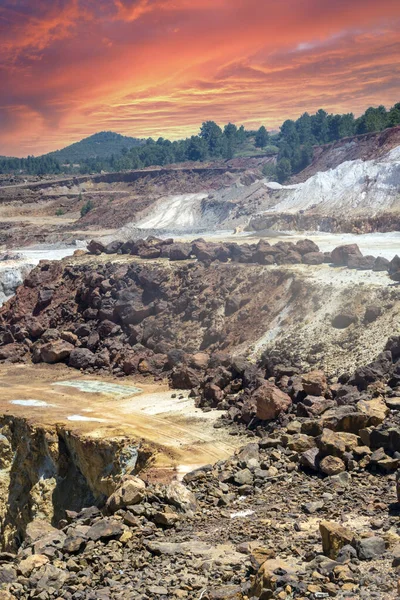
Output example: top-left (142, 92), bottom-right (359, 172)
top-left (0, 364), bottom-right (243, 480)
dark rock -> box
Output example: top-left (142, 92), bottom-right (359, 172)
top-left (331, 244), bottom-right (363, 266)
top-left (355, 536), bottom-right (385, 560)
top-left (69, 348), bottom-right (96, 370)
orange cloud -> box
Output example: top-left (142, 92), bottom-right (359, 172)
top-left (0, 0), bottom-right (399, 156)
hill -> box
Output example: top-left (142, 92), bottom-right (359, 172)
top-left (46, 131), bottom-right (143, 163)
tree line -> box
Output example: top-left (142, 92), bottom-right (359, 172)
top-left (1, 102), bottom-right (400, 181)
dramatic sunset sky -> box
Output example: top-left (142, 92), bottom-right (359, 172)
top-left (1, 0), bottom-right (400, 156)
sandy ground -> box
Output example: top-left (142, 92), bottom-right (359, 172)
top-left (0, 364), bottom-right (244, 478)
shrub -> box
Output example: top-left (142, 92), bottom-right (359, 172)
top-left (80, 199), bottom-right (94, 217)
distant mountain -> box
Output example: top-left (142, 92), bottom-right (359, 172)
top-left (45, 131), bottom-right (143, 162)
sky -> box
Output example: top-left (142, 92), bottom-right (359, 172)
top-left (1, 0), bottom-right (400, 157)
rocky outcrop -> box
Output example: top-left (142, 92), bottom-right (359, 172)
top-left (0, 417), bottom-right (152, 552)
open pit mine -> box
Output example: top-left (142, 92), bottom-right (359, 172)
top-left (0, 129), bottom-right (399, 600)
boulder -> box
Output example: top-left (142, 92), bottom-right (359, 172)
top-left (301, 370), bottom-right (327, 396)
top-left (373, 256), bottom-right (390, 272)
top-left (331, 244), bottom-right (363, 266)
top-left (317, 428), bottom-right (346, 457)
top-left (69, 348), bottom-right (96, 370)
top-left (364, 304), bottom-right (382, 323)
top-left (106, 477), bottom-right (146, 513)
top-left (87, 519), bottom-right (124, 541)
top-left (389, 255), bottom-right (400, 275)
top-left (319, 455), bottom-right (346, 476)
top-left (171, 366), bottom-right (201, 389)
top-left (104, 240), bottom-right (123, 254)
top-left (168, 243), bottom-right (192, 261)
top-left (347, 254), bottom-right (376, 270)
top-left (355, 536), bottom-right (386, 560)
top-left (229, 243), bottom-right (254, 263)
top-left (18, 555), bottom-right (49, 577)
top-left (208, 586), bottom-right (243, 600)
top-left (295, 239), bottom-right (320, 255)
top-left (331, 311), bottom-right (357, 329)
top-left (253, 382), bottom-right (292, 421)
top-left (357, 397), bottom-right (389, 426)
top-left (40, 340), bottom-right (74, 364)
top-left (300, 447), bottom-right (320, 471)
top-left (251, 558), bottom-right (298, 597)
top-left (302, 251), bottom-right (324, 265)
top-left (87, 239), bottom-right (106, 254)
top-left (319, 521), bottom-right (354, 559)
top-left (165, 480), bottom-right (197, 512)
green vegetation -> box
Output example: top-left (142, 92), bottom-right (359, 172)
top-left (47, 131), bottom-right (142, 162)
top-left (80, 199), bottom-right (94, 217)
top-left (55, 208), bottom-right (65, 216)
top-left (1, 102), bottom-right (400, 180)
top-left (0, 155), bottom-right (61, 176)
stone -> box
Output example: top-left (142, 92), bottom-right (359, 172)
top-left (364, 304), bottom-right (382, 323)
top-left (234, 468), bottom-right (253, 486)
top-left (391, 544), bottom-right (400, 567)
top-left (87, 519), bottom-right (124, 541)
top-left (373, 256), bottom-right (390, 271)
top-left (347, 254), bottom-right (375, 270)
top-left (331, 244), bottom-right (363, 266)
top-left (0, 565), bottom-right (17, 584)
top-left (302, 252), bottom-right (325, 265)
top-left (40, 339), bottom-right (74, 363)
top-left (18, 554), bottom-right (49, 577)
top-left (88, 239), bottom-right (106, 254)
top-left (165, 480), bottom-right (197, 512)
top-left (302, 501), bottom-right (324, 514)
top-left (35, 564), bottom-right (68, 591)
top-left (25, 519), bottom-right (62, 545)
top-left (168, 243), bottom-right (192, 261)
top-left (355, 536), bottom-right (386, 560)
top-left (301, 370), bottom-right (327, 396)
top-left (254, 382), bottom-right (292, 421)
top-left (251, 558), bottom-right (298, 597)
top-left (319, 455), bottom-right (346, 476)
top-left (295, 239), bottom-right (320, 255)
top-left (300, 447), bottom-right (319, 471)
top-left (107, 477), bottom-right (146, 512)
top-left (317, 429), bottom-right (346, 457)
top-left (286, 434), bottom-right (316, 453)
top-left (319, 521), bottom-right (354, 559)
top-left (63, 533), bottom-right (87, 553)
top-left (332, 311), bottom-right (357, 329)
top-left (69, 347), bottom-right (96, 370)
top-left (357, 397), bottom-right (389, 426)
top-left (208, 586), bottom-right (244, 599)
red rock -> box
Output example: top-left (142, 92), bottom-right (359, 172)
top-left (253, 382), bottom-right (292, 421)
top-left (331, 244), bottom-right (362, 266)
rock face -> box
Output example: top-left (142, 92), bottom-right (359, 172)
top-left (0, 416), bottom-right (150, 552)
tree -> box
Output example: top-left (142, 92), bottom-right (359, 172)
top-left (80, 199), bottom-right (94, 217)
top-left (276, 158), bottom-right (291, 183)
top-left (237, 125), bottom-right (246, 144)
top-left (296, 112), bottom-right (314, 145)
top-left (187, 136), bottom-right (208, 161)
top-left (311, 109), bottom-right (329, 143)
top-left (255, 126), bottom-right (269, 148)
top-left (200, 121), bottom-right (224, 156)
top-left (262, 162), bottom-right (277, 180)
